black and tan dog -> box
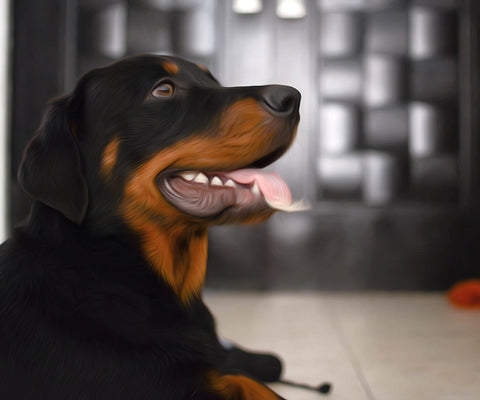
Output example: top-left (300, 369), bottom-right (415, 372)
top-left (0, 55), bottom-right (300, 399)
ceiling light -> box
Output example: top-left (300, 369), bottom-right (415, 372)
top-left (276, 0), bottom-right (307, 19)
top-left (233, 0), bottom-right (263, 14)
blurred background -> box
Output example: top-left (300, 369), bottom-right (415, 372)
top-left (4, 0), bottom-right (480, 291)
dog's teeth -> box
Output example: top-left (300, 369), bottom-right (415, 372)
top-left (193, 172), bottom-right (209, 184)
top-left (252, 182), bottom-right (260, 196)
top-left (180, 171), bottom-right (197, 181)
top-left (225, 179), bottom-right (236, 188)
top-left (211, 176), bottom-right (223, 187)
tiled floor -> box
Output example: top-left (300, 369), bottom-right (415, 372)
top-left (204, 292), bottom-right (480, 400)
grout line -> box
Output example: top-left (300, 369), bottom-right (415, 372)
top-left (323, 297), bottom-right (376, 400)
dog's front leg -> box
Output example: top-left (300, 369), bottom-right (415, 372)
top-left (191, 299), bottom-right (283, 383)
top-left (197, 370), bottom-right (285, 400)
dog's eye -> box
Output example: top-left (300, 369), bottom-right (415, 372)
top-left (152, 82), bottom-right (174, 98)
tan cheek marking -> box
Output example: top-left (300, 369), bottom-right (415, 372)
top-left (119, 99), bottom-right (281, 303)
top-left (122, 99), bottom-right (278, 216)
top-left (101, 137), bottom-right (121, 178)
top-left (162, 61), bottom-right (179, 75)
top-left (70, 122), bottom-right (78, 138)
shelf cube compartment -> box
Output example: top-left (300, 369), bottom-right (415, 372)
top-left (79, 2), bottom-right (127, 58)
top-left (320, 103), bottom-right (359, 155)
top-left (364, 107), bottom-right (408, 152)
top-left (365, 11), bottom-right (407, 55)
top-left (410, 58), bottom-right (457, 101)
top-left (409, 6), bottom-right (457, 59)
top-left (409, 102), bottom-right (456, 158)
top-left (317, 154), bottom-right (364, 199)
top-left (318, 0), bottom-right (366, 11)
top-left (410, 156), bottom-right (458, 202)
top-left (364, 55), bottom-right (405, 107)
top-left (321, 59), bottom-right (363, 102)
top-left (175, 0), bottom-right (216, 57)
top-left (127, 6), bottom-right (171, 53)
top-left (363, 151), bottom-right (400, 205)
top-left (320, 12), bottom-right (363, 57)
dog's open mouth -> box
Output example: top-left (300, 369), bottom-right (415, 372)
top-left (157, 168), bottom-right (308, 219)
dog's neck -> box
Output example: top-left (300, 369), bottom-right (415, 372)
top-left (23, 203), bottom-right (208, 305)
top-left (133, 221), bottom-right (209, 305)
top-left (23, 203), bottom-right (83, 243)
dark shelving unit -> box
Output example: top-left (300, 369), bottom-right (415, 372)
top-left (10, 0), bottom-right (480, 290)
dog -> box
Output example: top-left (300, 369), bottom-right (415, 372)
top-left (0, 55), bottom-right (300, 399)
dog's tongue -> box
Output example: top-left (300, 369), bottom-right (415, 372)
top-left (225, 169), bottom-right (292, 208)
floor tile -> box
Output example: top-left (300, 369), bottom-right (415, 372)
top-left (205, 292), bottom-right (480, 400)
top-left (324, 293), bottom-right (480, 400)
top-left (205, 292), bottom-right (371, 400)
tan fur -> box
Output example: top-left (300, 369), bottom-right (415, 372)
top-left (162, 61), bottom-right (179, 75)
top-left (119, 99), bottom-right (293, 304)
top-left (206, 371), bottom-right (280, 400)
top-left (101, 137), bottom-right (120, 178)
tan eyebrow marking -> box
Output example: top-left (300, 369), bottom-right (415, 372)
top-left (197, 63), bottom-right (209, 73)
top-left (70, 122), bottom-right (78, 138)
top-left (101, 137), bottom-right (121, 178)
top-left (162, 61), bottom-right (179, 75)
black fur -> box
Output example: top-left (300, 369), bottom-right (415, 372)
top-left (0, 55), bottom-right (299, 399)
top-left (18, 97), bottom-right (88, 224)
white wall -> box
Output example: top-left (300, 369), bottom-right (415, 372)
top-left (0, 0), bottom-right (10, 241)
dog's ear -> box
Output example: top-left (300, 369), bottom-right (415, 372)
top-left (18, 96), bottom-right (89, 224)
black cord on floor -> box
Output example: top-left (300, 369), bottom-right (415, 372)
top-left (278, 379), bottom-right (332, 395)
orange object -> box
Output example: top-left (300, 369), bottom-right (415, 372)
top-left (448, 279), bottom-right (480, 309)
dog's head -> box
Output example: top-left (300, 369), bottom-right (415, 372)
top-left (19, 55), bottom-right (300, 231)
top-left (19, 55), bottom-right (301, 301)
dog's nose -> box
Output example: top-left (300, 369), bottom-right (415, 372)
top-left (262, 85), bottom-right (301, 117)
